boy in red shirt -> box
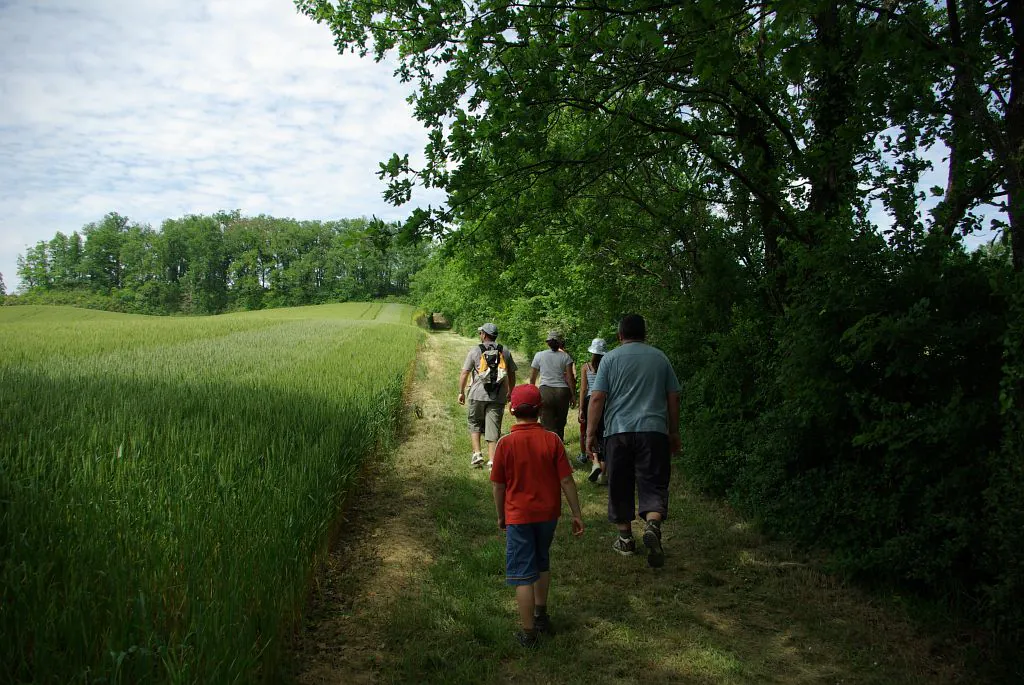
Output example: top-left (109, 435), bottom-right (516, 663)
top-left (490, 384), bottom-right (585, 647)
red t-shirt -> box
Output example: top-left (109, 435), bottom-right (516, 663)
top-left (489, 422), bottom-right (573, 524)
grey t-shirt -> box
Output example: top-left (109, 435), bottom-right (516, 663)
top-left (531, 349), bottom-right (573, 388)
top-left (462, 343), bottom-right (517, 403)
top-left (591, 342), bottom-right (680, 436)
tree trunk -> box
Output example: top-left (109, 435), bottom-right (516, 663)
top-left (1006, 0), bottom-right (1023, 272)
top-left (934, 0), bottom-right (983, 238)
top-left (807, 1), bottom-right (858, 234)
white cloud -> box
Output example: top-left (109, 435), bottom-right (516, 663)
top-left (0, 0), bottom-right (1009, 293)
top-left (0, 0), bottom-right (445, 290)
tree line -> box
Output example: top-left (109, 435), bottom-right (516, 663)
top-left (11, 211), bottom-right (429, 314)
top-left (303, 0), bottom-right (1024, 661)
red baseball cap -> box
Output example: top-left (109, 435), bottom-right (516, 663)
top-left (509, 384), bottom-right (542, 412)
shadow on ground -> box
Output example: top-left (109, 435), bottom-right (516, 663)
top-left (290, 331), bottom-right (979, 685)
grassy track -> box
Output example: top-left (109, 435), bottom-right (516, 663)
top-left (292, 332), bottom-right (976, 684)
top-left (0, 304), bottom-right (422, 683)
top-left (374, 303), bottom-right (416, 324)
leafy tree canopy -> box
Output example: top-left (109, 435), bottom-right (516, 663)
top-left (14, 212), bottom-right (430, 315)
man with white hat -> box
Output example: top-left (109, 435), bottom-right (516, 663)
top-left (458, 322), bottom-right (518, 468)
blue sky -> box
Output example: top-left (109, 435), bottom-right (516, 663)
top-left (0, 0), bottom-right (445, 291)
top-left (0, 1), bottom-right (1003, 293)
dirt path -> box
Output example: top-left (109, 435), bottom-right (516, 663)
top-left (290, 331), bottom-right (974, 684)
top-left (290, 331), bottom-right (462, 684)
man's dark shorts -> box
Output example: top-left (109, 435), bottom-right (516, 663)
top-left (505, 520), bottom-right (558, 585)
top-left (604, 432), bottom-right (671, 523)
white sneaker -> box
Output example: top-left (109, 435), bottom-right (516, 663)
top-left (486, 460), bottom-right (493, 469)
top-left (470, 452), bottom-right (485, 468)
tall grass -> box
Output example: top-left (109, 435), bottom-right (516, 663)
top-left (0, 304), bottom-right (423, 683)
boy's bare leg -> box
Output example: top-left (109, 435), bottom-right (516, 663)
top-left (470, 431), bottom-right (483, 454)
top-left (533, 571), bottom-right (550, 608)
top-left (515, 585), bottom-right (536, 630)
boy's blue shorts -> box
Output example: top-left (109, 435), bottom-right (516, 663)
top-left (505, 519), bottom-right (558, 586)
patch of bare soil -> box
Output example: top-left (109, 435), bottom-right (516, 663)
top-left (290, 333), bottom-right (460, 684)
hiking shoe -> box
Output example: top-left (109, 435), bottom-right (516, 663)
top-left (515, 629), bottom-right (539, 648)
top-left (643, 522), bottom-right (665, 568)
top-left (612, 536), bottom-right (636, 556)
top-left (588, 462), bottom-right (602, 482)
top-left (576, 452), bottom-right (589, 465)
top-left (470, 452), bottom-right (485, 468)
top-left (533, 613), bottom-right (554, 636)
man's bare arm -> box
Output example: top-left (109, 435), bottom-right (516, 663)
top-left (586, 391), bottom-right (607, 458)
top-left (667, 391), bottom-right (680, 453)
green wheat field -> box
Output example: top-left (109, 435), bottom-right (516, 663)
top-left (0, 303), bottom-right (423, 683)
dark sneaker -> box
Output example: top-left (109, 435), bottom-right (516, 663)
top-left (588, 462), bottom-right (602, 482)
top-left (515, 629), bottom-right (539, 648)
top-left (576, 452), bottom-right (589, 465)
top-left (643, 522), bottom-right (665, 568)
top-left (533, 614), bottom-right (554, 636)
top-left (612, 536), bottom-right (636, 556)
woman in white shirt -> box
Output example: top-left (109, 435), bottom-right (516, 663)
top-left (529, 330), bottom-right (577, 442)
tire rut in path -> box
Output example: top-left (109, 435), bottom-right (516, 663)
top-left (290, 332), bottom-right (461, 684)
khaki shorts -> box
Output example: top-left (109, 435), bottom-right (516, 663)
top-left (467, 399), bottom-right (505, 442)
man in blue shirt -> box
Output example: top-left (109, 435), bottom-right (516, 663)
top-left (585, 314), bottom-right (680, 568)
